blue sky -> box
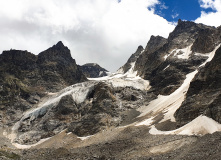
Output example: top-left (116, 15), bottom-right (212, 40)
top-left (154, 0), bottom-right (216, 22)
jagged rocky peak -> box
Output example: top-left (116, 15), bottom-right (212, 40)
top-left (191, 25), bottom-right (221, 53)
top-left (50, 41), bottom-right (69, 52)
top-left (37, 41), bottom-right (73, 64)
top-left (80, 63), bottom-right (108, 78)
top-left (118, 45), bottom-right (144, 73)
top-left (145, 35), bottom-right (167, 53)
top-left (130, 20), bottom-right (221, 95)
top-left (136, 45), bottom-right (144, 53)
top-left (0, 42), bottom-right (87, 126)
top-left (168, 19), bottom-right (214, 49)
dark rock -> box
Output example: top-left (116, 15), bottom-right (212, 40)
top-left (133, 20), bottom-right (221, 96)
top-left (120, 45), bottom-right (144, 73)
top-left (80, 63), bottom-right (108, 78)
top-left (134, 35), bottom-right (167, 78)
top-left (0, 41), bottom-right (86, 126)
top-left (175, 46), bottom-right (221, 126)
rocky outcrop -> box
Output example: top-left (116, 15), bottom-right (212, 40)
top-left (175, 46), bottom-right (221, 126)
top-left (133, 20), bottom-right (221, 95)
top-left (119, 45), bottom-right (144, 73)
top-left (134, 35), bottom-right (167, 78)
top-left (0, 41), bottom-right (86, 126)
top-left (80, 63), bottom-right (108, 78)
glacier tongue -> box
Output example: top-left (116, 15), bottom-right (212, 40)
top-left (88, 62), bottom-right (151, 91)
top-left (12, 81), bottom-right (97, 132)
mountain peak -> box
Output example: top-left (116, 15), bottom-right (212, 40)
top-left (51, 41), bottom-right (67, 50)
top-left (56, 41), bottom-right (65, 47)
top-left (136, 45), bottom-right (144, 53)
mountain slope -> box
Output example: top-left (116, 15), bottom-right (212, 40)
top-left (0, 41), bottom-right (86, 127)
top-left (175, 45), bottom-right (221, 126)
top-left (1, 20), bottom-right (221, 159)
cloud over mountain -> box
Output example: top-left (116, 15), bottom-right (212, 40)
top-left (0, 0), bottom-right (175, 71)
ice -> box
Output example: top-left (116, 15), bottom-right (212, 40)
top-left (88, 62), bottom-right (151, 91)
top-left (149, 115), bottom-right (221, 136)
top-left (12, 81), bottom-right (96, 131)
top-left (138, 70), bottom-right (198, 123)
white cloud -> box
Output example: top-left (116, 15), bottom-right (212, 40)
top-left (0, 0), bottom-right (175, 71)
top-left (196, 0), bottom-right (221, 27)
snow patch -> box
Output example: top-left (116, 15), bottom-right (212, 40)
top-left (163, 64), bottom-right (170, 71)
top-left (135, 117), bottom-right (154, 126)
top-left (138, 70), bottom-right (198, 122)
top-left (149, 115), bottom-right (221, 136)
top-left (174, 44), bottom-right (193, 59)
top-left (199, 44), bottom-right (221, 67)
top-left (138, 70), bottom-right (198, 123)
top-left (12, 137), bottom-right (51, 149)
top-left (77, 135), bottom-right (93, 140)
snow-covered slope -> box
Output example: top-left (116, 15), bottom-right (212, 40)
top-left (88, 62), bottom-right (150, 91)
top-left (149, 115), bottom-right (221, 136)
top-left (137, 70), bottom-right (198, 122)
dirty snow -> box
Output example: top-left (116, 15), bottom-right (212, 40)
top-left (149, 115), bottom-right (221, 136)
top-left (12, 137), bottom-right (51, 149)
top-left (135, 117), bottom-right (154, 126)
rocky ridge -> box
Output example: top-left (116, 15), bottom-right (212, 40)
top-left (1, 20), bottom-right (221, 159)
top-left (0, 41), bottom-right (86, 127)
top-left (80, 63), bottom-right (108, 78)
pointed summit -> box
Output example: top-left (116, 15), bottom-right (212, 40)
top-left (37, 41), bottom-right (72, 64)
top-left (52, 41), bottom-right (67, 50)
top-left (55, 41), bottom-right (65, 48)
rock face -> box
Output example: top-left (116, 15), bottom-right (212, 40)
top-left (175, 46), bottom-right (221, 126)
top-left (133, 20), bottom-right (221, 95)
top-left (119, 45), bottom-right (144, 73)
top-left (0, 41), bottom-right (86, 126)
top-left (80, 63), bottom-right (108, 78)
top-left (130, 19), bottom-right (221, 126)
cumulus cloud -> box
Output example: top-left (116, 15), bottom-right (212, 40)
top-left (195, 0), bottom-right (221, 27)
top-left (0, 0), bottom-right (175, 71)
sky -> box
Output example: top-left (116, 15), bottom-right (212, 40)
top-left (0, 0), bottom-right (221, 72)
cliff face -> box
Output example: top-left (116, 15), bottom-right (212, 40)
top-left (132, 20), bottom-right (221, 96)
top-left (130, 20), bottom-right (221, 127)
top-left (0, 41), bottom-right (86, 126)
top-left (175, 46), bottom-right (221, 126)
